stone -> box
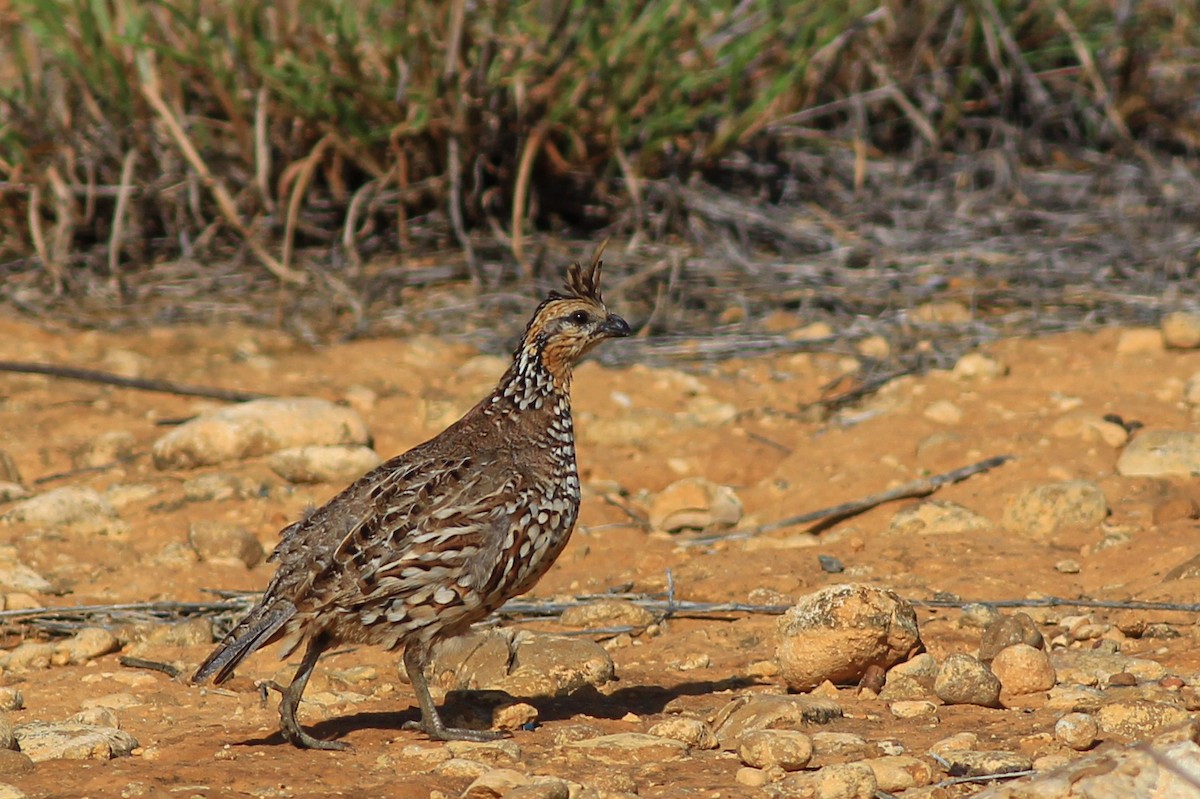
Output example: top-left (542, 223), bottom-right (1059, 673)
top-left (0, 751), bottom-right (34, 778)
top-left (913, 302), bottom-right (971, 324)
top-left (267, 445), bottom-right (381, 484)
top-left (1117, 430), bottom-right (1200, 477)
top-left (152, 397), bottom-right (372, 469)
top-left (862, 755), bottom-right (933, 792)
top-left (776, 584), bottom-right (922, 692)
top-left (971, 719), bottom-right (1200, 799)
top-left (953, 353), bottom-right (1007, 380)
top-left (505, 780), bottom-right (570, 799)
top-left (1162, 312), bottom-right (1200, 349)
top-left (646, 717), bottom-right (718, 750)
top-left (0, 487), bottom-right (124, 536)
top-left (991, 644), bottom-right (1056, 696)
top-left (929, 732), bottom-right (978, 756)
top-left (735, 767), bottom-right (769, 787)
top-left (738, 730), bottom-right (813, 770)
top-left (1051, 650), bottom-right (1166, 686)
top-left (1055, 712), bottom-right (1098, 751)
top-left (960, 603), bottom-right (1003, 628)
top-left (72, 431), bottom-right (137, 469)
top-left (1116, 328), bottom-right (1164, 354)
top-left (558, 600), bottom-right (655, 630)
top-left (978, 613), bottom-right (1044, 662)
top-left (491, 702), bottom-right (537, 732)
top-left (430, 629), bottom-right (613, 699)
top-left (0, 691), bottom-right (22, 713)
top-left (187, 521), bottom-right (264, 568)
top-left (1001, 480), bottom-right (1108, 537)
top-left (888, 500), bottom-right (991, 536)
top-left (881, 652), bottom-right (939, 700)
top-left (0, 783), bottom-right (26, 799)
top-left (889, 700), bottom-right (938, 719)
top-left (182, 473), bottom-right (265, 501)
top-left (0, 485), bottom-right (28, 504)
top-left (713, 695), bottom-right (843, 748)
top-left (12, 722), bottom-right (138, 762)
top-left (1095, 700), bottom-right (1189, 739)
top-left (780, 762), bottom-right (877, 799)
top-left (648, 477), bottom-right (743, 532)
top-left (563, 733), bottom-right (686, 764)
top-left (55, 628), bottom-right (120, 664)
top-left (939, 750), bottom-right (1031, 777)
top-left (923, 400), bottom-right (963, 425)
top-left (935, 654), bottom-right (1001, 708)
top-left (1050, 412), bottom-right (1129, 447)
top-left (444, 739), bottom-right (521, 765)
top-left (0, 558), bottom-right (51, 594)
top-left (1186, 372), bottom-right (1200, 407)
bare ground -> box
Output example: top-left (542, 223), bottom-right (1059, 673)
top-left (0, 308), bottom-right (1199, 798)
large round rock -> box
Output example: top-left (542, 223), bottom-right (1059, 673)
top-left (776, 584), bottom-right (922, 692)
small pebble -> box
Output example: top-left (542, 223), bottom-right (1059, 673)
top-left (1055, 559), bottom-right (1081, 574)
top-left (1054, 712), bottom-right (1098, 751)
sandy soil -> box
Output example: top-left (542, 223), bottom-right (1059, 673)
top-left (0, 312), bottom-right (1198, 799)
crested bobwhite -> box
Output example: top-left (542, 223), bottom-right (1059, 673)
top-left (192, 246), bottom-right (630, 749)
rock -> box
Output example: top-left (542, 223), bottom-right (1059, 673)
top-left (445, 739), bottom-right (521, 765)
top-left (0, 783), bottom-right (26, 799)
top-left (1162, 312), bottom-right (1200, 349)
top-left (856, 335), bottom-right (891, 360)
top-left (862, 755), bottom-right (933, 792)
top-left (505, 780), bottom-right (570, 799)
top-left (72, 707), bottom-right (121, 728)
top-left (267, 445), bottom-right (381, 484)
top-left (780, 762), bottom-right (877, 799)
top-left (712, 695), bottom-right (843, 748)
top-left (923, 400), bottom-right (963, 425)
top-left (12, 722), bottom-right (138, 761)
top-left (889, 700), bottom-right (938, 719)
top-left (1051, 650), bottom-right (1166, 686)
top-left (1055, 712), bottom-right (1098, 751)
top-left (929, 732), bottom-right (978, 756)
top-left (0, 453), bottom-right (22, 487)
top-left (913, 302), bottom-right (971, 324)
top-left (881, 653), bottom-right (939, 700)
top-left (888, 500), bottom-right (991, 536)
top-left (0, 487), bottom-right (124, 536)
top-left (0, 691), bottom-right (22, 713)
top-left (0, 751), bottom-right (34, 777)
top-left (811, 732), bottom-right (869, 757)
top-left (1117, 430), bottom-right (1200, 477)
top-left (1095, 700), bottom-right (1189, 739)
top-left (972, 720), bottom-right (1200, 799)
top-left (646, 717), bottom-right (718, 750)
top-left (939, 750), bottom-right (1031, 777)
top-left (558, 600), bottom-right (655, 630)
top-left (1186, 372), bottom-right (1200, 407)
top-left (563, 733), bottom-right (686, 764)
top-left (1050, 412), bottom-right (1129, 447)
top-left (72, 431), bottom-right (137, 469)
top-left (182, 473), bottom-right (265, 501)
top-left (187, 521), bottom-right (264, 568)
top-left (1116, 328), bottom-right (1164, 354)
top-left (648, 477), bottom-right (742, 532)
top-left (935, 654), bottom-right (1001, 708)
top-left (0, 485), bottom-right (28, 504)
top-left (1, 642), bottom-right (56, 670)
top-left (960, 603), bottom-right (1003, 628)
top-left (430, 629), bottom-right (613, 698)
top-left (55, 628), bottom-right (120, 664)
top-left (991, 644), bottom-right (1055, 696)
top-left (152, 397), bottom-right (372, 469)
top-left (776, 584), bottom-right (922, 692)
top-left (738, 730), bottom-right (813, 770)
top-left (953, 353), bottom-right (1007, 380)
top-left (1001, 480), bottom-right (1108, 537)
top-left (0, 558), bottom-right (51, 594)
top-left (978, 613), bottom-right (1044, 662)
top-left (0, 717), bottom-right (11, 751)
top-left (491, 702), bottom-right (537, 732)
top-left (735, 767), bottom-right (769, 787)
top-left (460, 768), bottom-right (533, 799)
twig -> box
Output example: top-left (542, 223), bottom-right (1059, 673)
top-left (512, 121), bottom-right (549, 272)
top-left (119, 656), bottom-right (181, 678)
top-left (0, 361), bottom-right (270, 403)
top-left (107, 149), bottom-right (137, 290)
top-left (687, 455), bottom-right (1013, 545)
top-left (443, 0), bottom-right (478, 288)
top-left (935, 769), bottom-right (1036, 787)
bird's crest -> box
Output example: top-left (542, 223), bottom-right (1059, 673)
top-left (551, 239), bottom-right (608, 303)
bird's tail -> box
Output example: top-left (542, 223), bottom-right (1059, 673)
top-left (191, 599), bottom-right (296, 685)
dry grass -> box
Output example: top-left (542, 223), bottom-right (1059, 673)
top-left (1, 0), bottom-right (1197, 290)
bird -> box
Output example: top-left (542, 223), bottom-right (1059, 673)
top-left (191, 244), bottom-right (631, 750)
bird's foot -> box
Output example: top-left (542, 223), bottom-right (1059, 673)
top-left (402, 719), bottom-right (511, 742)
top-left (259, 679), bottom-right (351, 751)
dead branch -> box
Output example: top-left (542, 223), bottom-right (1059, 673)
top-left (687, 455), bottom-right (1013, 545)
top-left (0, 360), bottom-right (269, 403)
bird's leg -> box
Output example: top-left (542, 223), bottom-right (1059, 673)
top-left (265, 635), bottom-right (347, 751)
top-left (402, 643), bottom-right (510, 742)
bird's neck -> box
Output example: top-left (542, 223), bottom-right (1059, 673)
top-left (488, 340), bottom-right (572, 414)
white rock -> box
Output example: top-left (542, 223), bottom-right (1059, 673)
top-left (13, 722), bottom-right (138, 762)
top-left (889, 700), bottom-right (938, 719)
top-left (268, 445), bottom-right (381, 484)
top-left (923, 400), bottom-right (963, 425)
top-left (952, 353), bottom-right (1007, 380)
top-left (0, 487), bottom-right (123, 535)
top-left (152, 397), bottom-right (371, 469)
top-left (1116, 430), bottom-right (1200, 477)
top-left (648, 477), bottom-right (742, 532)
top-left (1162, 312), bottom-right (1200, 349)
top-left (1001, 480), bottom-right (1108, 538)
top-left (776, 584), bottom-right (921, 692)
top-left (888, 500), bottom-right (991, 536)
top-left (1055, 712), bottom-right (1098, 751)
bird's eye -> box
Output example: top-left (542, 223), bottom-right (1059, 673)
top-left (568, 310), bottom-right (590, 326)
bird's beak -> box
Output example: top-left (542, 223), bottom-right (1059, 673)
top-left (599, 314), bottom-right (631, 338)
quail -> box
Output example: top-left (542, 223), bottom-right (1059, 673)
top-left (192, 245), bottom-right (630, 750)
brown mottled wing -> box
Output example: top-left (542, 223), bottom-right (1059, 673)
top-left (271, 447), bottom-right (521, 646)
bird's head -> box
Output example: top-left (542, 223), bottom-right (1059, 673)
top-left (515, 242), bottom-right (631, 387)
